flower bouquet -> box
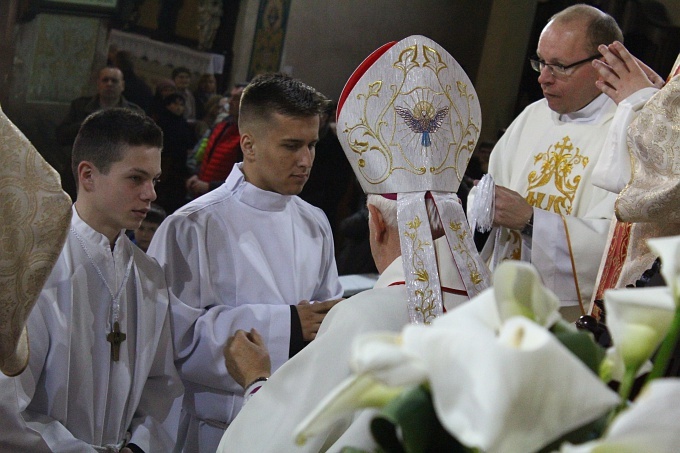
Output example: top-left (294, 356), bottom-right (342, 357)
top-left (294, 237), bottom-right (680, 452)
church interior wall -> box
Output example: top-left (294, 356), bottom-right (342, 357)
top-left (4, 0), bottom-right (676, 197)
top-left (273, 0), bottom-right (492, 105)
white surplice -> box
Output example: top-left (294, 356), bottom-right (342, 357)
top-left (148, 163), bottom-right (343, 453)
top-left (0, 207), bottom-right (183, 452)
top-left (217, 238), bottom-right (469, 453)
top-left (484, 95), bottom-right (618, 317)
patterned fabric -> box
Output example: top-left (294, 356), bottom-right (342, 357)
top-left (616, 75), bottom-right (680, 222)
top-left (0, 106), bottom-right (71, 376)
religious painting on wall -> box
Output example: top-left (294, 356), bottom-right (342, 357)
top-left (247, 0), bottom-right (292, 80)
top-left (27, 14), bottom-right (103, 103)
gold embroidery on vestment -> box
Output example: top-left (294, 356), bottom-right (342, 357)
top-left (447, 221), bottom-right (483, 285)
top-left (526, 136), bottom-right (588, 215)
top-left (403, 215), bottom-right (437, 324)
top-left (341, 44), bottom-right (479, 186)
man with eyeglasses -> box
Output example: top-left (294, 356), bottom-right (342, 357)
top-left (479, 4), bottom-right (625, 321)
top-left (57, 67), bottom-right (144, 148)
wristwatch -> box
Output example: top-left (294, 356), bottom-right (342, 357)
top-left (520, 212), bottom-right (534, 238)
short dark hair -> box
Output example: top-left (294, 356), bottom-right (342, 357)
top-left (550, 4), bottom-right (623, 54)
top-left (71, 108), bottom-right (163, 181)
top-left (239, 73), bottom-right (329, 127)
top-left (172, 67), bottom-right (191, 79)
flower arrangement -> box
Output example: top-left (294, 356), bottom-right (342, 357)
top-left (294, 237), bottom-right (680, 452)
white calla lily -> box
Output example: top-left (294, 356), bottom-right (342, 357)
top-left (349, 332), bottom-right (428, 386)
top-left (603, 287), bottom-right (675, 372)
top-left (600, 347), bottom-right (653, 383)
top-left (493, 260), bottom-right (561, 327)
top-left (293, 373), bottom-right (405, 446)
top-left (294, 292), bottom-right (502, 448)
top-left (560, 379), bottom-right (680, 453)
top-left (647, 236), bottom-right (680, 302)
top-left (399, 316), bottom-right (619, 453)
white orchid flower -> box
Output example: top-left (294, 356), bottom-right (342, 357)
top-left (493, 260), bottom-right (561, 327)
top-left (559, 379), bottom-right (680, 453)
top-left (293, 373), bottom-right (405, 446)
top-left (647, 236), bottom-right (680, 301)
top-left (408, 316), bottom-right (619, 453)
top-left (603, 287), bottom-right (675, 372)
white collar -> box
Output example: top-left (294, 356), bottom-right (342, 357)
top-left (226, 163), bottom-right (293, 212)
top-left (71, 205), bottom-right (125, 252)
top-left (559, 93), bottom-right (613, 124)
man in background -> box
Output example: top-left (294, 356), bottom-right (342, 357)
top-left (56, 66), bottom-right (144, 147)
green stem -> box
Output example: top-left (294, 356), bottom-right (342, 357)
top-left (619, 365), bottom-right (636, 406)
top-left (646, 306), bottom-right (680, 383)
top-left (607, 365), bottom-right (637, 424)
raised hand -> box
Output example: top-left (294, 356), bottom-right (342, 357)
top-left (593, 41), bottom-right (665, 104)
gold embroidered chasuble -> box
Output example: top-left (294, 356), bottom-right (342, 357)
top-left (486, 98), bottom-right (617, 312)
top-left (590, 75), bottom-right (680, 306)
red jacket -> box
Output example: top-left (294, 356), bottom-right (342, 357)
top-left (198, 119), bottom-right (241, 184)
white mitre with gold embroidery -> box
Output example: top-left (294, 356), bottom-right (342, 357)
top-left (337, 35), bottom-right (491, 324)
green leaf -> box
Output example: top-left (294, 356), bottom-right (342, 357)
top-left (552, 322), bottom-right (606, 374)
top-left (370, 385), bottom-right (469, 453)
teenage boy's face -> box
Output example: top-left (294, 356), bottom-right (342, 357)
top-left (242, 112), bottom-right (318, 196)
top-left (89, 145), bottom-right (161, 238)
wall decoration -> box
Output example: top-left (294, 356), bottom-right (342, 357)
top-left (247, 0), bottom-right (291, 79)
top-left (27, 14), bottom-right (102, 103)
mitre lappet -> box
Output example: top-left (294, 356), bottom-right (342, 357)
top-left (0, 106), bottom-right (72, 376)
top-left (336, 35), bottom-right (491, 324)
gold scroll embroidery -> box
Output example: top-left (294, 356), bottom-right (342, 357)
top-left (342, 44), bottom-right (479, 186)
top-left (525, 136), bottom-right (588, 215)
top-left (448, 220), bottom-right (483, 285)
top-left (403, 215), bottom-right (437, 324)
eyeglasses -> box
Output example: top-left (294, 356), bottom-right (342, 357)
top-left (529, 54), bottom-right (600, 77)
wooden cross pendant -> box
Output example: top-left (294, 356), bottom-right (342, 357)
top-left (106, 321), bottom-right (126, 362)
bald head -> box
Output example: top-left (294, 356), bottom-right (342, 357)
top-left (548, 4), bottom-right (623, 55)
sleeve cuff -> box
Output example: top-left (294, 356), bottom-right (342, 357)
top-left (289, 305), bottom-right (308, 358)
top-left (126, 443), bottom-right (145, 453)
